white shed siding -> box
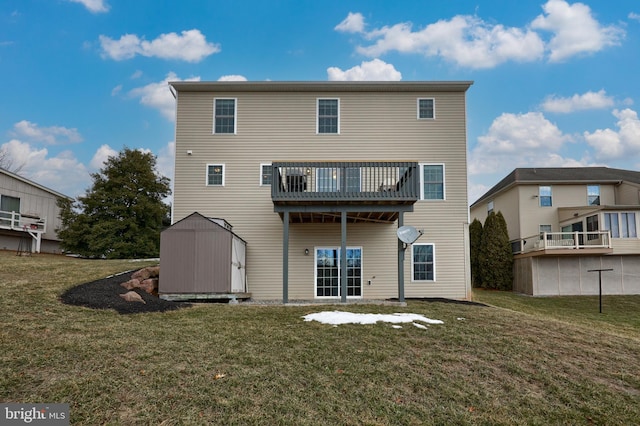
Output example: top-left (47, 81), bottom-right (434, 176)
top-left (172, 85), bottom-right (471, 300)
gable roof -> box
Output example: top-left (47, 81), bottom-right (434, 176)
top-left (0, 167), bottom-right (73, 200)
top-left (471, 167), bottom-right (640, 208)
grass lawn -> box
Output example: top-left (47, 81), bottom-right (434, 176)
top-left (1, 251), bottom-right (639, 425)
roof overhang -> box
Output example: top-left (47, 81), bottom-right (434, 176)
top-left (169, 81), bottom-right (474, 93)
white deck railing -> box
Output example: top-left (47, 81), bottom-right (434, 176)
top-left (0, 211), bottom-right (46, 233)
top-left (511, 231), bottom-right (611, 254)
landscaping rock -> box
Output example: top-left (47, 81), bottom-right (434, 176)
top-left (139, 278), bottom-right (159, 295)
top-left (121, 279), bottom-right (140, 290)
top-left (120, 291), bottom-right (146, 304)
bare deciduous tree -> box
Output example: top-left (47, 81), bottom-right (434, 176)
top-left (0, 147), bottom-right (26, 174)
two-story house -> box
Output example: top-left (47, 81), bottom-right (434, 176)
top-left (0, 168), bottom-right (72, 253)
top-left (166, 81), bottom-right (473, 302)
top-left (470, 167), bottom-right (640, 296)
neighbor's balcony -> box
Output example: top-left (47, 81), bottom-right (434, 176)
top-left (511, 231), bottom-right (612, 255)
top-left (0, 210), bottom-right (47, 233)
top-left (271, 161), bottom-right (419, 205)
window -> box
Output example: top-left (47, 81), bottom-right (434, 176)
top-left (0, 195), bottom-right (20, 228)
top-left (315, 247), bottom-right (362, 298)
top-left (586, 214), bottom-right (599, 240)
top-left (540, 224), bottom-right (552, 240)
top-left (487, 200), bottom-right (494, 214)
top-left (587, 185), bottom-right (600, 206)
top-left (412, 244), bottom-right (435, 281)
top-left (604, 212), bottom-right (637, 238)
top-left (317, 99), bottom-right (339, 134)
top-left (214, 98), bottom-right (236, 134)
top-left (420, 164), bottom-right (444, 200)
top-left (260, 164), bottom-right (272, 186)
top-left (539, 186), bottom-right (552, 207)
top-left (316, 167), bottom-right (360, 192)
top-left (206, 164), bottom-right (225, 186)
top-left (417, 98), bottom-right (435, 119)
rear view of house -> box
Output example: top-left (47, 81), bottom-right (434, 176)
top-left (0, 168), bottom-right (72, 253)
top-left (168, 81), bottom-right (473, 302)
top-left (470, 167), bottom-right (640, 296)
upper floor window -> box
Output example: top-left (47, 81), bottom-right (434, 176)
top-left (417, 98), bottom-right (435, 119)
top-left (420, 164), bottom-right (444, 200)
top-left (214, 98), bottom-right (236, 134)
top-left (487, 200), bottom-right (494, 214)
top-left (317, 99), bottom-right (339, 134)
top-left (539, 186), bottom-right (552, 207)
top-left (206, 164), bottom-right (225, 186)
top-left (412, 243), bottom-right (435, 281)
top-left (260, 164), bottom-right (272, 186)
top-left (587, 185), bottom-right (600, 206)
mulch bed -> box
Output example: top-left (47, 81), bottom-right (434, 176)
top-left (60, 271), bottom-right (191, 315)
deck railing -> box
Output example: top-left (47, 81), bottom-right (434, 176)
top-left (511, 231), bottom-right (611, 254)
top-left (271, 161), bottom-right (419, 203)
top-left (0, 210), bottom-right (46, 233)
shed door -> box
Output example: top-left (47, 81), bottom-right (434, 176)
top-left (231, 236), bottom-right (246, 293)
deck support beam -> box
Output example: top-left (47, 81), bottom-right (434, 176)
top-left (398, 212), bottom-right (405, 303)
top-left (282, 211), bottom-right (289, 304)
top-left (340, 210), bottom-right (347, 303)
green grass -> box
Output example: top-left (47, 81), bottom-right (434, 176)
top-left (1, 251), bottom-right (640, 425)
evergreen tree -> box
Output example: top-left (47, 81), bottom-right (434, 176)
top-left (57, 148), bottom-right (171, 258)
top-left (469, 218), bottom-right (483, 288)
top-left (479, 211), bottom-right (513, 290)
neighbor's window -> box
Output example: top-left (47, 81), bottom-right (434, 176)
top-left (540, 224), bottom-right (552, 240)
top-left (214, 98), bottom-right (236, 134)
top-left (417, 98), bottom-right (435, 119)
top-left (412, 243), bottom-right (435, 281)
top-left (587, 185), bottom-right (600, 206)
top-left (604, 212), bottom-right (637, 238)
top-left (206, 164), bottom-right (225, 186)
top-left (317, 99), bottom-right (339, 134)
top-left (487, 200), bottom-right (494, 214)
top-left (421, 164), bottom-right (444, 200)
top-left (260, 164), bottom-right (272, 186)
top-left (539, 186), bottom-right (552, 207)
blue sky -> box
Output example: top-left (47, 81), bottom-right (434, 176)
top-left (1, 0), bottom-right (639, 203)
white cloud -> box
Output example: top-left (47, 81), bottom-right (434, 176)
top-left (335, 12), bottom-right (365, 33)
top-left (0, 139), bottom-right (90, 197)
top-left (128, 72), bottom-right (200, 121)
top-left (531, 0), bottom-right (624, 62)
top-left (111, 84), bottom-right (122, 96)
top-left (68, 0), bottom-right (109, 13)
top-left (630, 13), bottom-right (640, 22)
top-left (217, 75), bottom-right (247, 81)
top-left (327, 59), bottom-right (402, 81)
top-left (12, 120), bottom-right (83, 145)
top-left (541, 89), bottom-right (615, 113)
top-left (90, 144), bottom-right (118, 170)
top-left (99, 29), bottom-right (220, 62)
top-left (584, 108), bottom-right (640, 160)
top-left (350, 15), bottom-right (544, 69)
top-left (469, 112), bottom-right (575, 175)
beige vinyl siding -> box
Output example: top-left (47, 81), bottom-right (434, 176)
top-left (173, 88), bottom-right (470, 300)
top-left (616, 182), bottom-right (640, 205)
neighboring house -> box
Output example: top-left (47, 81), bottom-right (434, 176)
top-left (0, 168), bottom-right (73, 253)
top-left (168, 81), bottom-right (473, 302)
top-left (470, 167), bottom-right (640, 296)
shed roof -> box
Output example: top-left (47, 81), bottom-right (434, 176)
top-left (471, 167), bottom-right (640, 207)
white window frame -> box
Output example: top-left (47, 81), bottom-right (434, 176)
top-left (419, 163), bottom-right (445, 201)
top-left (206, 164), bottom-right (225, 186)
top-left (539, 185), bottom-right (552, 207)
top-left (587, 185), bottom-right (600, 206)
top-left (260, 163), bottom-right (272, 186)
top-left (316, 98), bottom-right (340, 135)
top-left (213, 98), bottom-right (237, 135)
top-left (411, 243), bottom-right (436, 282)
top-left (487, 200), bottom-right (494, 214)
top-left (417, 98), bottom-right (435, 120)
top-left (604, 212), bottom-right (638, 239)
top-left (314, 246), bottom-right (363, 299)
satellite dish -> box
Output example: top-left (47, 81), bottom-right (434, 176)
top-left (397, 225), bottom-right (423, 244)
